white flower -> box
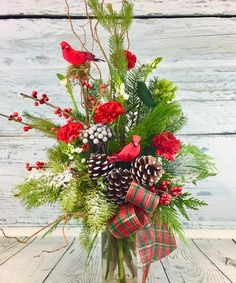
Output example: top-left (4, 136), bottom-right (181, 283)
top-left (74, 147), bottom-right (83, 154)
top-left (115, 83), bottom-right (129, 100)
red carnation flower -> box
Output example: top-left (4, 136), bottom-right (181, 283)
top-left (125, 50), bottom-right (137, 70)
top-left (94, 101), bottom-right (125, 124)
top-left (152, 131), bottom-right (181, 161)
top-left (57, 121), bottom-right (84, 144)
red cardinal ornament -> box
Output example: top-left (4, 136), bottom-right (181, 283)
top-left (60, 41), bottom-right (105, 66)
top-left (108, 135), bottom-right (141, 163)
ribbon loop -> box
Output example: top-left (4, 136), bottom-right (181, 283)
top-left (108, 204), bottom-right (146, 238)
top-left (126, 181), bottom-right (159, 214)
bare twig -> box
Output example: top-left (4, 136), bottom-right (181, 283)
top-left (35, 216), bottom-right (70, 256)
top-left (84, 0), bottom-right (94, 51)
top-left (0, 113), bottom-right (29, 126)
top-left (126, 31), bottom-right (131, 50)
top-left (19, 93), bottom-right (74, 118)
top-left (65, 0), bottom-right (88, 51)
top-left (0, 216), bottom-right (65, 244)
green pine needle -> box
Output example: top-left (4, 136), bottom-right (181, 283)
top-left (127, 101), bottom-right (186, 146)
top-left (23, 112), bottom-right (60, 137)
top-left (167, 144), bottom-right (217, 183)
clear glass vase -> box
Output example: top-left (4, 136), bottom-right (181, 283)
top-left (102, 228), bottom-right (137, 283)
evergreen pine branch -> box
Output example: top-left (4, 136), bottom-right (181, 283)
top-left (127, 101), bottom-right (185, 146)
top-left (125, 67), bottom-right (151, 131)
top-left (85, 185), bottom-right (117, 232)
top-left (14, 176), bottom-right (61, 208)
top-left (60, 180), bottom-right (81, 213)
top-left (155, 205), bottom-right (187, 244)
top-left (23, 112), bottom-right (60, 137)
top-left (47, 144), bottom-right (69, 173)
top-left (120, 0), bottom-right (133, 30)
top-left (167, 144), bottom-right (217, 183)
top-left (166, 114), bottom-right (187, 133)
top-left (42, 217), bottom-right (64, 238)
top-left (172, 192), bottom-right (207, 221)
top-left (176, 192), bottom-right (208, 210)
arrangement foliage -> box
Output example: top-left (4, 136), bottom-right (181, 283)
top-left (0, 1), bottom-right (216, 282)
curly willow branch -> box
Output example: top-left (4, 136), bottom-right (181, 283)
top-left (65, 0), bottom-right (88, 51)
top-left (35, 215), bottom-right (70, 257)
top-left (0, 216), bottom-right (65, 244)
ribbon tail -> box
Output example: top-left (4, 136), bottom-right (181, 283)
top-left (137, 218), bottom-right (177, 283)
top-left (136, 217), bottom-right (155, 283)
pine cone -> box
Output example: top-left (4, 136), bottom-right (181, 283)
top-left (107, 168), bottom-right (132, 205)
top-left (88, 153), bottom-right (114, 179)
top-left (131, 155), bottom-right (164, 187)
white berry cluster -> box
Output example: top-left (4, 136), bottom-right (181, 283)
top-left (80, 123), bottom-right (112, 145)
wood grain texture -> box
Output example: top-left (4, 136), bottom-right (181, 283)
top-left (0, 18), bottom-right (236, 136)
top-left (0, 237), bottom-right (235, 283)
top-left (0, 237), bottom-right (74, 283)
top-left (43, 237), bottom-right (102, 283)
top-left (1, 0), bottom-right (236, 16)
top-left (0, 135), bottom-right (235, 228)
top-left (0, 237), bottom-right (35, 265)
top-left (161, 239), bottom-right (233, 283)
top-left (193, 239), bottom-right (236, 282)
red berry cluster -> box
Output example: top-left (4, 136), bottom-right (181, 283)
top-left (159, 180), bottom-right (170, 193)
top-left (170, 186), bottom-right (183, 197)
top-left (32, 90), bottom-right (49, 106)
top-left (82, 81), bottom-right (92, 90)
top-left (23, 125), bottom-right (32, 132)
top-left (160, 193), bottom-right (172, 206)
top-left (100, 83), bottom-right (106, 93)
top-left (25, 161), bottom-right (45, 171)
top-left (9, 112), bottom-right (23, 122)
top-left (154, 180), bottom-right (183, 206)
top-left (54, 107), bottom-right (73, 121)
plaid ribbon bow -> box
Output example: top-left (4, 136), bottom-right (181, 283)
top-left (108, 181), bottom-right (177, 283)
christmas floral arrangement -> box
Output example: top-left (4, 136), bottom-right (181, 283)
top-left (0, 1), bottom-right (216, 282)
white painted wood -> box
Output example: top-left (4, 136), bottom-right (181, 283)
top-left (161, 239), bottom-right (232, 283)
top-left (0, 135), bottom-right (235, 228)
top-left (43, 237), bottom-right (102, 283)
top-left (0, 237), bottom-right (74, 283)
top-left (0, 237), bottom-right (35, 265)
top-left (193, 239), bottom-right (236, 282)
top-left (1, 237), bottom-right (235, 283)
top-left (143, 260), bottom-right (169, 283)
top-left (1, 0), bottom-right (236, 16)
top-left (0, 236), bottom-right (25, 254)
top-left (0, 18), bottom-right (236, 136)
top-left (1, 227), bottom-right (236, 239)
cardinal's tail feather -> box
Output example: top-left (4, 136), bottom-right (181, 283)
top-left (94, 58), bottom-right (105, 62)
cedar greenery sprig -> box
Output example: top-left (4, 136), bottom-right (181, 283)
top-left (167, 144), bottom-right (217, 184)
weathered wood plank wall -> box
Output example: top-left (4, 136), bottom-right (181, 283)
top-left (1, 0), bottom-right (236, 16)
top-left (0, 1), bottom-right (236, 228)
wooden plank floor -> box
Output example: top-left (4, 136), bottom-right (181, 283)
top-left (0, 237), bottom-right (235, 283)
